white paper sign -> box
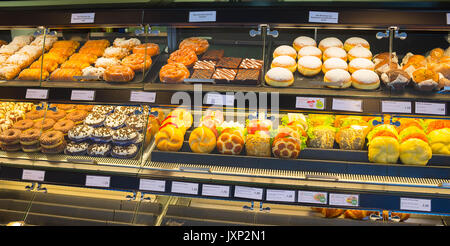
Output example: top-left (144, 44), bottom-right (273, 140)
top-left (205, 93), bottom-right (234, 106)
top-left (85, 175), bottom-right (110, 188)
top-left (71, 13), bottom-right (95, 24)
top-left (298, 191), bottom-right (327, 204)
top-left (22, 169), bottom-right (45, 182)
top-left (332, 98), bottom-right (363, 112)
top-left (71, 90), bottom-right (95, 101)
top-left (25, 89), bottom-right (48, 100)
top-left (234, 186), bottom-right (263, 200)
top-left (189, 11), bottom-right (217, 22)
top-left (329, 193), bottom-right (359, 207)
top-left (309, 11), bottom-right (339, 24)
top-left (130, 91), bottom-right (156, 103)
top-left (171, 181), bottom-right (199, 195)
top-left (139, 179), bottom-right (166, 192)
top-left (415, 102), bottom-right (446, 115)
top-left (266, 189), bottom-right (295, 202)
top-left (447, 13), bottom-right (450, 25)
top-left (400, 198), bottom-right (431, 212)
top-left (296, 97), bottom-right (325, 110)
top-left (201, 184), bottom-right (230, 198)
top-left (382, 100), bottom-right (412, 114)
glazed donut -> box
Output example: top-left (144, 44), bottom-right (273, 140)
top-left (322, 58), bottom-right (348, 74)
top-left (321, 208), bottom-right (344, 218)
top-left (20, 128), bottom-right (41, 144)
top-left (12, 119), bottom-right (34, 131)
top-left (121, 53), bottom-right (152, 72)
top-left (348, 58), bottom-right (375, 74)
top-left (323, 47), bottom-right (347, 62)
top-left (348, 46), bottom-right (372, 61)
top-left (56, 104), bottom-right (76, 113)
top-left (76, 105), bottom-right (94, 112)
top-left (45, 110), bottom-right (66, 121)
top-left (265, 67), bottom-right (294, 87)
top-left (133, 43), bottom-right (160, 56)
top-left (25, 110), bottom-right (45, 121)
top-left (53, 119), bottom-right (75, 135)
top-left (103, 65), bottom-right (135, 82)
top-left (159, 63), bottom-right (190, 83)
top-left (40, 130), bottom-right (64, 147)
top-left (168, 48), bottom-right (198, 68)
top-left (273, 45), bottom-right (297, 60)
top-left (293, 36), bottom-right (317, 52)
top-left (179, 37), bottom-right (209, 55)
top-left (351, 69), bottom-right (380, 90)
top-left (297, 56), bottom-right (322, 76)
top-left (271, 56), bottom-right (297, 72)
top-left (298, 46), bottom-right (322, 60)
top-left (0, 128), bottom-right (21, 144)
top-left (324, 69), bottom-right (352, 88)
top-left (318, 37), bottom-right (343, 52)
top-left (66, 110), bottom-right (88, 124)
top-left (344, 37), bottom-right (370, 52)
top-left (33, 118), bottom-right (56, 132)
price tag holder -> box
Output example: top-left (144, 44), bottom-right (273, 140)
top-left (381, 100), bottom-right (412, 114)
top-left (309, 11), bottom-right (339, 24)
top-left (415, 102), bottom-right (446, 115)
top-left (205, 93), bottom-right (234, 106)
top-left (201, 184), bottom-right (230, 198)
top-left (25, 89), bottom-right (48, 100)
top-left (298, 191), bottom-right (327, 204)
top-left (171, 181), bottom-right (199, 195)
top-left (234, 186), bottom-right (263, 200)
top-left (189, 11), bottom-right (217, 22)
top-left (266, 189), bottom-right (295, 202)
top-left (329, 193), bottom-right (359, 207)
top-left (22, 169), bottom-right (45, 182)
top-left (332, 98), bottom-right (363, 112)
top-left (139, 179), bottom-right (166, 192)
top-left (71, 13), bottom-right (95, 24)
top-left (130, 91), bottom-right (156, 103)
top-left (296, 97), bottom-right (325, 110)
top-left (400, 197), bottom-right (431, 212)
top-left (85, 175), bottom-right (110, 188)
top-left (71, 90), bottom-right (95, 101)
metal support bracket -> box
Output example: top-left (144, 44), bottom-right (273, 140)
top-left (243, 201), bottom-right (255, 211)
top-left (249, 24), bottom-right (278, 38)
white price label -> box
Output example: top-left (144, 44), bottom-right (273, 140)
top-left (298, 191), bottom-right (327, 204)
top-left (25, 89), bottom-right (48, 100)
top-left (329, 193), bottom-right (359, 207)
top-left (234, 186), bottom-right (263, 200)
top-left (201, 184), bottom-right (230, 198)
top-left (400, 198), bottom-right (431, 212)
top-left (71, 90), bottom-right (95, 101)
top-left (189, 11), bottom-right (217, 22)
top-left (130, 91), bottom-right (156, 103)
top-left (415, 102), bottom-right (446, 115)
top-left (332, 98), bottom-right (363, 112)
top-left (296, 97), bottom-right (325, 110)
top-left (381, 100), bottom-right (412, 114)
top-left (85, 175), bottom-right (110, 188)
top-left (139, 179), bottom-right (166, 192)
top-left (309, 11), bottom-right (339, 24)
top-left (447, 13), bottom-right (450, 25)
top-left (71, 13), bottom-right (95, 24)
top-left (266, 189), bottom-right (295, 202)
top-left (205, 93), bottom-right (234, 106)
top-left (22, 169), bottom-right (45, 182)
top-left (171, 181), bottom-right (199, 195)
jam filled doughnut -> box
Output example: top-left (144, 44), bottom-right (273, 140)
top-left (103, 65), bottom-right (135, 82)
top-left (271, 56), bottom-right (297, 73)
top-left (298, 46), bottom-right (322, 60)
top-left (179, 37), bottom-right (209, 55)
top-left (66, 110), bottom-right (88, 125)
top-left (25, 110), bottom-right (45, 121)
top-left (168, 48), bottom-right (198, 68)
top-left (298, 56), bottom-right (322, 76)
top-left (323, 47), bottom-right (347, 62)
top-left (159, 63), bottom-right (190, 83)
top-left (12, 119), bottom-right (34, 131)
top-left (318, 37), bottom-right (344, 52)
top-left (265, 67), bottom-right (294, 87)
top-left (322, 58), bottom-right (348, 74)
top-left (344, 37), bottom-right (370, 52)
top-left (20, 128), bottom-right (41, 152)
top-left (273, 45), bottom-right (297, 60)
top-left (351, 69), bottom-right (380, 90)
top-left (121, 53), bottom-right (152, 72)
top-left (33, 118), bottom-right (56, 132)
top-left (53, 119), bottom-right (75, 136)
top-left (348, 46), bottom-right (373, 61)
top-left (133, 43), bottom-right (160, 56)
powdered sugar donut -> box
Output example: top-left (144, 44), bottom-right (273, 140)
top-left (318, 37), bottom-right (343, 52)
top-left (351, 69), bottom-right (380, 90)
top-left (297, 55), bottom-right (322, 76)
top-left (271, 55), bottom-right (297, 72)
top-left (344, 37), bottom-right (370, 52)
top-left (298, 46), bottom-right (322, 59)
top-left (349, 58), bottom-right (375, 74)
top-left (322, 57), bottom-right (348, 74)
top-left (273, 45), bottom-right (297, 59)
top-left (324, 69), bottom-right (352, 88)
top-left (323, 47), bottom-right (347, 61)
top-left (94, 57), bottom-right (121, 69)
top-left (265, 67), bottom-right (294, 87)
top-left (82, 66), bottom-right (105, 80)
top-left (348, 46), bottom-right (372, 61)
top-left (113, 38), bottom-right (141, 50)
top-left (293, 36), bottom-right (317, 51)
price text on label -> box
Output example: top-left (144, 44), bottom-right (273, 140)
top-left (139, 179), bottom-right (166, 192)
top-left (298, 191), bottom-right (328, 204)
top-left (415, 102), bottom-right (446, 115)
top-left (296, 97), bottom-right (326, 110)
top-left (171, 181), bottom-right (199, 195)
top-left (266, 189), bottom-right (295, 202)
top-left (201, 184), bottom-right (230, 197)
top-left (71, 90), bottom-right (95, 101)
top-left (332, 98), bottom-right (363, 112)
top-left (189, 11), bottom-right (217, 22)
top-left (130, 91), bottom-right (156, 103)
top-left (329, 193), bottom-right (359, 207)
top-left (400, 198), bottom-right (431, 212)
top-left (71, 13), bottom-right (95, 24)
top-left (309, 11), bottom-right (339, 23)
top-left (26, 89), bottom-right (48, 100)
top-left (234, 186), bottom-right (263, 200)
top-left (381, 100), bottom-right (412, 114)
top-left (22, 169), bottom-right (45, 181)
top-left (85, 175), bottom-right (110, 188)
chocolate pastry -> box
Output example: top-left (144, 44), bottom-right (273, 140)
top-left (235, 69), bottom-right (261, 81)
top-left (201, 49), bottom-right (224, 60)
top-left (212, 68), bottom-right (237, 81)
top-left (216, 57), bottom-right (242, 69)
top-left (191, 69), bottom-right (214, 79)
top-left (193, 60), bottom-right (217, 70)
top-left (239, 58), bottom-right (264, 70)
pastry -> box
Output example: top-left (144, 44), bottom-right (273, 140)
top-left (38, 53), bottom-right (66, 64)
top-left (133, 43), bottom-right (160, 56)
top-left (343, 210), bottom-right (368, 220)
top-left (40, 130), bottom-right (66, 154)
top-left (307, 125), bottom-right (336, 149)
top-left (318, 37), bottom-right (343, 52)
top-left (168, 48), bottom-right (198, 68)
top-left (154, 124), bottom-right (184, 151)
top-left (368, 136), bottom-right (400, 164)
top-left (427, 48), bottom-right (445, 63)
top-left (428, 128), bottom-right (450, 155)
top-left (273, 45), bottom-right (297, 59)
top-left (380, 69), bottom-right (411, 90)
top-left (91, 127), bottom-right (114, 143)
top-left (348, 46), bottom-right (373, 61)
top-left (121, 53), bottom-right (152, 72)
top-left (193, 60), bottom-right (216, 70)
top-left (33, 118), bottom-right (55, 132)
top-left (60, 60), bottom-right (91, 70)
top-left (0, 64), bottom-right (21, 80)
top-left (373, 52), bottom-right (398, 65)
top-left (239, 58), bottom-right (263, 70)
top-left (201, 49), bottom-right (224, 61)
top-left (265, 67), bottom-right (294, 87)
top-left (0, 128), bottom-right (21, 151)
top-left (272, 126), bottom-right (302, 159)
top-left (0, 44), bottom-right (20, 55)
top-left (103, 65), bottom-right (135, 82)
top-left (113, 37), bottom-right (141, 50)
top-left (55, 104), bottom-right (76, 113)
top-left (322, 58), bottom-right (348, 74)
top-left (125, 114), bottom-right (146, 131)
top-left (92, 105), bottom-right (115, 115)
top-left (87, 143), bottom-right (111, 157)
top-left (321, 208), bottom-right (344, 218)
top-left (348, 58), bottom-right (375, 74)
top-left (216, 127), bottom-right (245, 155)
top-left (322, 47), bottom-right (347, 62)
top-left (344, 37), bottom-right (370, 52)
top-left (245, 131), bottom-right (271, 157)
top-left (324, 69), bottom-right (351, 88)
top-left (30, 59), bottom-right (59, 73)
top-left (179, 37), bottom-right (209, 55)
top-left (67, 124), bottom-right (94, 142)
top-left (293, 36), bottom-right (317, 52)
top-left (68, 53), bottom-right (98, 64)
top-left (298, 46), bottom-right (322, 59)
top-left (52, 40), bottom-right (80, 50)
top-left (49, 68), bottom-right (82, 81)
top-left (103, 46), bottom-right (130, 60)
top-left (11, 35), bottom-right (34, 47)
top-left (49, 47), bottom-right (76, 57)
top-left (159, 63), bottom-right (190, 83)
top-left (46, 110), bottom-right (67, 122)
top-left (336, 124), bottom-right (370, 150)
top-left (112, 127), bottom-right (139, 146)
top-left (65, 141), bottom-right (89, 156)
top-left (25, 110), bottom-right (45, 121)
top-left (104, 112), bottom-right (127, 129)
top-left (6, 53), bottom-right (33, 69)
top-left (20, 128), bottom-right (41, 152)
top-left (190, 69), bottom-right (213, 80)
top-left (18, 68), bottom-right (49, 81)
top-left (17, 45), bottom-right (43, 60)
top-left (271, 55), bottom-right (297, 72)
top-left (235, 69), bottom-right (261, 81)
top-left (94, 57), bottom-right (121, 69)
top-left (211, 68), bottom-right (237, 81)
top-left (79, 47), bottom-right (107, 57)
top-left (12, 119), bottom-right (34, 131)
top-left (412, 68), bottom-right (439, 91)
top-left (189, 126), bottom-right (217, 153)
top-left (81, 66), bottom-right (105, 80)
top-left (216, 57), bottom-right (243, 69)
top-left (83, 39), bottom-right (110, 49)
top-left (111, 144), bottom-right (139, 159)
top-left (83, 112), bottom-right (106, 128)
top-left (297, 56), bottom-right (322, 76)
top-left (0, 54), bottom-right (9, 64)
top-left (374, 60), bottom-right (399, 75)
top-left (351, 69), bottom-right (380, 90)
top-left (164, 108), bottom-right (193, 130)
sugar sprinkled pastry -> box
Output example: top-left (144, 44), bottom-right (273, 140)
top-left (323, 47), bottom-right (347, 62)
top-left (348, 58), bottom-right (375, 74)
top-left (273, 45), bottom-right (297, 59)
top-left (297, 55), bottom-right (322, 76)
top-left (318, 37), bottom-right (343, 52)
top-left (271, 55), bottom-right (297, 72)
top-left (324, 69), bottom-right (352, 88)
top-left (265, 67), bottom-right (294, 87)
top-left (322, 57), bottom-right (348, 74)
top-left (351, 69), bottom-right (380, 90)
top-left (298, 46), bottom-right (322, 60)
top-left (293, 36), bottom-right (316, 52)
top-left (344, 37), bottom-right (370, 52)
top-left (348, 46), bottom-right (373, 61)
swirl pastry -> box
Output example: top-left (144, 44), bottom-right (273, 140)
top-left (133, 43), bottom-right (160, 56)
top-left (168, 48), bottom-right (198, 68)
top-left (95, 57), bottom-right (121, 69)
top-left (179, 37), bottom-right (209, 55)
top-left (159, 63), bottom-right (190, 83)
top-left (121, 53), bottom-right (152, 72)
top-left (154, 124), bottom-right (184, 151)
top-left (189, 126), bottom-right (217, 153)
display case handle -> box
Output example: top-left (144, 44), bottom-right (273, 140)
top-left (179, 166), bottom-right (211, 173)
top-left (305, 174), bottom-right (339, 181)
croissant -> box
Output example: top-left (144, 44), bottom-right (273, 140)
top-left (154, 124), bottom-right (184, 152)
top-left (0, 64), bottom-right (21, 80)
top-left (78, 47), bottom-right (106, 57)
top-left (189, 126), bottom-right (216, 153)
top-left (30, 59), bottom-right (59, 73)
top-left (49, 47), bottom-right (76, 57)
top-left (52, 40), bottom-right (80, 50)
top-left (60, 60), bottom-right (91, 70)
top-left (49, 68), bottom-right (82, 81)
top-left (18, 68), bottom-right (49, 81)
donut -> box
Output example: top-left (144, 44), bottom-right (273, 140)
top-left (297, 56), bottom-right (322, 76)
top-left (84, 112), bottom-right (106, 128)
top-left (298, 46), bottom-right (322, 60)
top-left (45, 110), bottom-right (66, 121)
top-left (20, 128), bottom-right (41, 152)
top-left (41, 140), bottom-right (66, 154)
top-left (273, 45), bottom-right (297, 59)
top-left (40, 130), bottom-right (64, 148)
top-left (121, 53), bottom-right (152, 72)
top-left (133, 43), bottom-right (160, 56)
top-left (76, 105), bottom-right (94, 112)
top-left (324, 69), bottom-right (352, 88)
top-left (168, 48), bottom-right (198, 68)
top-left (0, 128), bottom-right (21, 144)
top-left (293, 36), bottom-right (317, 51)
top-left (344, 37), bottom-right (370, 52)
top-left (265, 67), bottom-right (294, 87)
top-left (271, 55), bottom-right (297, 72)
top-left (318, 37), bottom-right (343, 52)
top-left (348, 58), bottom-right (375, 74)
top-left (68, 124), bottom-right (94, 142)
top-left (179, 37), bottom-right (209, 55)
top-left (12, 119), bottom-right (34, 131)
top-left (53, 119), bottom-right (75, 135)
top-left (322, 57), bottom-right (348, 74)
top-left (33, 118), bottom-right (56, 132)
top-left (56, 104), bottom-right (76, 113)
top-left (323, 47), bottom-right (347, 62)
top-left (351, 69), bottom-right (380, 90)
top-left (91, 127), bottom-right (114, 143)
top-left (103, 65), bottom-right (135, 82)
top-left (348, 46), bottom-right (372, 61)
top-left (159, 63), bottom-right (190, 83)
top-left (111, 144), bottom-right (139, 159)
top-left (66, 110), bottom-right (88, 124)
top-left (25, 110), bottom-right (45, 121)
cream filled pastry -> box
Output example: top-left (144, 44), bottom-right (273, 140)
top-left (348, 46), bottom-right (373, 61)
top-left (318, 37), bottom-right (343, 52)
top-left (344, 37), bottom-right (370, 52)
top-left (273, 45), bottom-right (297, 59)
top-left (265, 67), bottom-right (294, 87)
top-left (297, 55), bottom-right (322, 76)
top-left (322, 57), bottom-right (348, 74)
top-left (293, 36), bottom-right (317, 51)
top-left (348, 58), bottom-right (375, 74)
top-left (323, 47), bottom-right (347, 62)
top-left (351, 69), bottom-right (380, 90)
top-left (271, 55), bottom-right (297, 72)
top-left (298, 46), bottom-right (322, 59)
top-left (324, 69), bottom-right (352, 88)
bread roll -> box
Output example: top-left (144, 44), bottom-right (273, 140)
top-left (189, 126), bottom-right (217, 154)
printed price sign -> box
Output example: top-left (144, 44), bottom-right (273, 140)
top-left (85, 175), bottom-right (110, 188)
top-left (171, 181), bottom-right (199, 195)
top-left (139, 179), bottom-right (166, 192)
top-left (447, 13), bottom-right (450, 25)
top-left (329, 193), bottom-right (359, 207)
top-left (189, 11), bottom-right (217, 22)
top-left (130, 91), bottom-right (156, 103)
top-left (381, 100), bottom-right (412, 114)
top-left (400, 198), bottom-right (431, 212)
top-left (332, 98), bottom-right (363, 112)
top-left (298, 191), bottom-right (327, 204)
top-left (234, 186), bottom-right (263, 200)
top-left (201, 184), bottom-right (230, 198)
top-left (296, 97), bottom-right (325, 110)
top-left (205, 93), bottom-right (234, 106)
top-left (71, 13), bottom-right (95, 24)
top-left (266, 189), bottom-right (295, 202)
top-left (309, 11), bottom-right (339, 24)
top-left (25, 89), bottom-right (48, 100)
top-left (415, 102), bottom-right (446, 115)
top-left (71, 90), bottom-right (95, 101)
top-left (22, 169), bottom-right (45, 182)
